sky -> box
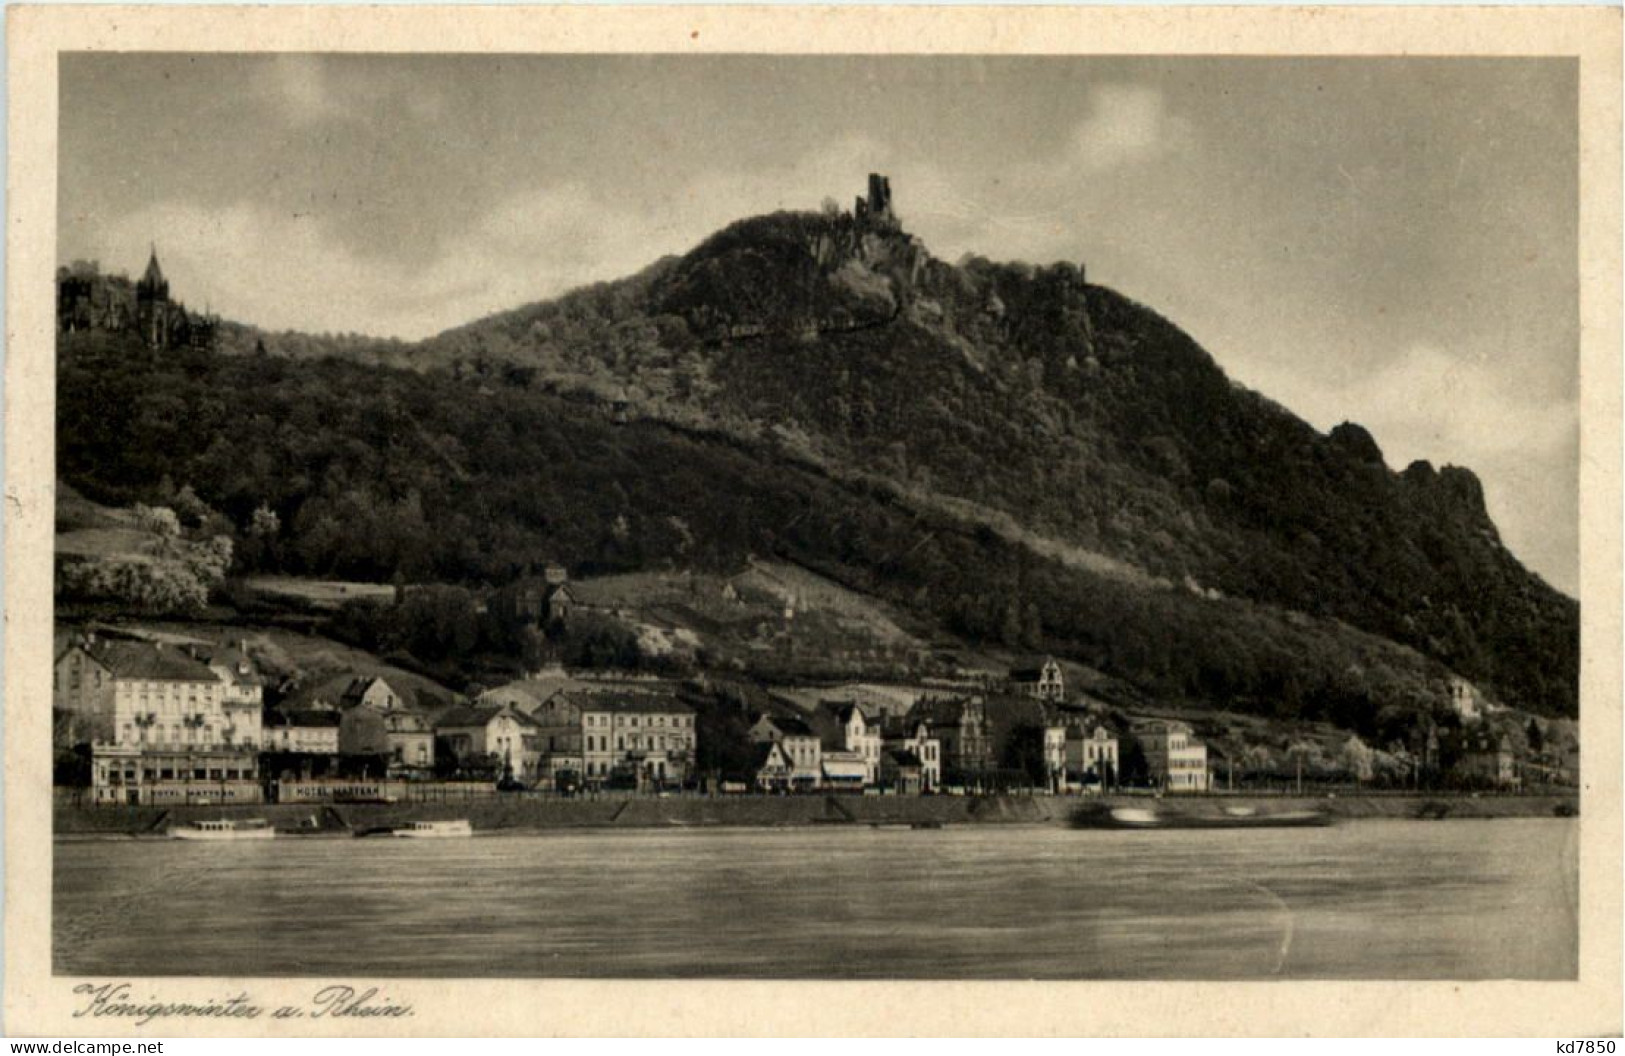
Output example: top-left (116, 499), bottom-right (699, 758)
top-left (58, 54), bottom-right (1579, 594)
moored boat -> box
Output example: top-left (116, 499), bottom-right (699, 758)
top-left (392, 819), bottom-right (473, 838)
top-left (1070, 803), bottom-right (1333, 830)
top-left (170, 818), bottom-right (276, 841)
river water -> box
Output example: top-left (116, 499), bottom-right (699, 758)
top-left (54, 818), bottom-right (1577, 979)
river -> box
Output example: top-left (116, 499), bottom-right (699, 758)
top-left (54, 818), bottom-right (1577, 979)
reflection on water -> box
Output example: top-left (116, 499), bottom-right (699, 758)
top-left (54, 818), bottom-right (1577, 979)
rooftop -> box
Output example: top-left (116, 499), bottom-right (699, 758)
top-left (436, 703), bottom-right (540, 729)
top-left (575, 693), bottom-right (693, 716)
top-left (756, 713), bottom-right (815, 737)
top-left (76, 640), bottom-right (219, 684)
top-left (264, 708), bottom-right (342, 729)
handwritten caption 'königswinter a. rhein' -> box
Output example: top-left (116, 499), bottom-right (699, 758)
top-left (71, 982), bottom-right (414, 1027)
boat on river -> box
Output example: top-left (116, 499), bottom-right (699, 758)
top-left (170, 818), bottom-right (276, 841)
top-left (1070, 803), bottom-right (1332, 830)
top-left (392, 820), bottom-right (473, 838)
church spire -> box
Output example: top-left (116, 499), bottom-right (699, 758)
top-left (141, 244), bottom-right (164, 288)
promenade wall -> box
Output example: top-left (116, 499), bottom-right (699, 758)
top-left (54, 790), bottom-right (1579, 836)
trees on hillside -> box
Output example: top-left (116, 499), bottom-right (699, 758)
top-left (54, 323), bottom-right (1576, 722)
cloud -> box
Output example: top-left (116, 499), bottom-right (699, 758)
top-left (252, 56), bottom-right (449, 130)
top-left (1068, 84), bottom-right (1193, 173)
top-left (880, 84), bottom-right (1197, 269)
top-left (78, 94), bottom-right (1195, 342)
top-left (1325, 342), bottom-right (1576, 469)
top-left (258, 56), bottom-right (344, 127)
top-left (87, 137), bottom-right (929, 340)
top-left (94, 194), bottom-right (631, 339)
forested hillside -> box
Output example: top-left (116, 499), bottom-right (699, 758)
top-left (57, 206), bottom-right (1577, 720)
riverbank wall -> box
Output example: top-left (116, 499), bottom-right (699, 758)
top-left (53, 791), bottom-right (1578, 836)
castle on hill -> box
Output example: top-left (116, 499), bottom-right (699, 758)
top-left (56, 246), bottom-right (217, 351)
top-left (853, 173), bottom-right (900, 232)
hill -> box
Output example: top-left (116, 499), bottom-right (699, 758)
top-left (54, 187), bottom-right (1578, 727)
top-left (413, 200), bottom-right (1577, 717)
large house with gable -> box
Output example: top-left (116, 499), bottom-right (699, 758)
top-left (747, 712), bottom-right (824, 789)
top-left (911, 695), bottom-right (993, 782)
top-left (435, 703), bottom-right (543, 783)
top-left (334, 676), bottom-right (436, 776)
top-left (54, 637), bottom-right (261, 805)
top-left (812, 700), bottom-right (883, 786)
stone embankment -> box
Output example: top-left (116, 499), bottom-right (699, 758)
top-left (54, 791), bottom-right (1578, 837)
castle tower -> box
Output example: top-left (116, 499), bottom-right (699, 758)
top-left (135, 245), bottom-right (172, 348)
top-left (856, 173), bottom-right (898, 231)
top-left (867, 173), bottom-right (893, 218)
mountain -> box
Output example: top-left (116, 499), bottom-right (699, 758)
top-left (54, 183), bottom-right (1578, 723)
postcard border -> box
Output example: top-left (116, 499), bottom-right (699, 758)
top-left (7, 4), bottom-right (1621, 1038)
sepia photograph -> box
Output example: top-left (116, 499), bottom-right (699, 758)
top-left (7, 3), bottom-right (1621, 1039)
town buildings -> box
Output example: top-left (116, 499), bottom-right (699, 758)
top-left (53, 637), bottom-right (119, 747)
top-left (499, 563), bottom-right (578, 628)
top-left (1429, 726), bottom-right (1520, 788)
top-left (54, 638), bottom-right (262, 805)
top-left (911, 695), bottom-right (992, 782)
top-left (814, 701), bottom-right (884, 785)
top-left (1044, 724), bottom-right (1069, 790)
top-left (818, 751), bottom-right (868, 789)
top-left (262, 708), bottom-right (342, 756)
top-left (338, 691), bottom-right (435, 777)
top-left (1448, 676), bottom-right (1485, 722)
top-left (61, 619), bottom-right (1547, 804)
top-left (1009, 657), bottom-right (1065, 703)
top-left (747, 713), bottom-right (824, 788)
top-left (1134, 719), bottom-right (1210, 792)
top-left (753, 741), bottom-right (795, 791)
top-left (1064, 722), bottom-right (1119, 790)
top-left (339, 675), bottom-right (411, 713)
top-left (190, 641), bottom-right (265, 751)
top-left (436, 703), bottom-right (543, 783)
top-left (880, 749), bottom-right (925, 794)
top-left (522, 690), bottom-right (589, 784)
top-left (577, 693), bottom-right (696, 788)
top-left (879, 716), bottom-right (942, 791)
